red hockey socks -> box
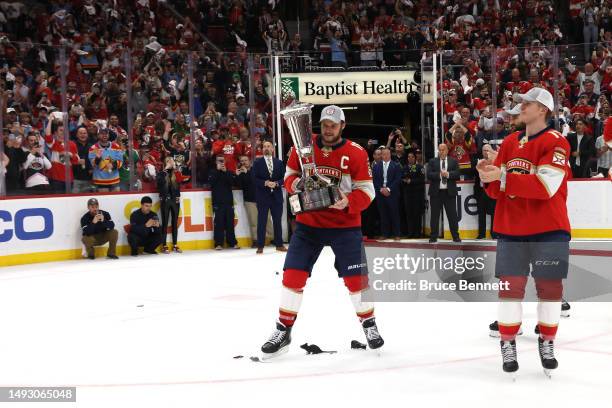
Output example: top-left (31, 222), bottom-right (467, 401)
top-left (498, 301), bottom-right (523, 341)
top-left (535, 278), bottom-right (563, 340)
top-left (343, 275), bottom-right (374, 322)
top-left (498, 275), bottom-right (528, 341)
top-left (278, 269), bottom-right (309, 327)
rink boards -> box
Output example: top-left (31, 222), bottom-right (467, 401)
top-left (0, 179), bottom-right (611, 267)
top-left (0, 190), bottom-right (265, 266)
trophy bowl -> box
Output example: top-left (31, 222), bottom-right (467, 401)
top-left (280, 102), bottom-right (341, 215)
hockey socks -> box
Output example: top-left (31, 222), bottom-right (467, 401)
top-left (344, 275), bottom-right (375, 322)
top-left (498, 301), bottom-right (523, 341)
top-left (535, 278), bottom-right (563, 340)
top-left (277, 271), bottom-right (376, 326)
top-left (278, 269), bottom-right (308, 327)
top-left (497, 276), bottom-right (527, 341)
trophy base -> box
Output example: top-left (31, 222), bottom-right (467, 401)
top-left (289, 186), bottom-right (341, 215)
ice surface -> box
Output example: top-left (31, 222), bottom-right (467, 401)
top-left (0, 246), bottom-right (610, 407)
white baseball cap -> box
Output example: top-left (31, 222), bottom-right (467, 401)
top-left (319, 105), bottom-right (345, 123)
top-left (513, 88), bottom-right (554, 112)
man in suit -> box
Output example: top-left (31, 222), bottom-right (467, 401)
top-left (362, 147), bottom-right (382, 238)
top-left (237, 155), bottom-right (275, 246)
top-left (402, 151), bottom-right (426, 238)
top-left (567, 118), bottom-right (597, 178)
top-left (252, 140), bottom-right (287, 253)
top-left (372, 147), bottom-right (402, 239)
top-left (427, 143), bottom-right (461, 243)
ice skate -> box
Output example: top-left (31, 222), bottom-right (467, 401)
top-left (261, 322), bottom-right (292, 360)
top-left (538, 337), bottom-right (558, 378)
top-left (362, 317), bottom-right (384, 350)
top-left (500, 340), bottom-right (518, 380)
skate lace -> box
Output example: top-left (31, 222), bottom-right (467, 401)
top-left (501, 342), bottom-right (516, 363)
top-left (540, 340), bottom-right (555, 360)
top-left (364, 324), bottom-right (380, 341)
top-left (267, 329), bottom-right (285, 345)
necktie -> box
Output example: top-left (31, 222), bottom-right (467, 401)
top-left (442, 159), bottom-right (447, 184)
top-left (383, 161), bottom-right (388, 187)
top-left (266, 157), bottom-right (273, 176)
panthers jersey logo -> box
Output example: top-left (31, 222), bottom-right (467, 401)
top-left (30, 159), bottom-right (44, 171)
top-left (453, 145), bottom-right (466, 157)
top-left (506, 158), bottom-right (533, 175)
top-left (173, 153), bottom-right (185, 167)
top-left (317, 166), bottom-right (343, 185)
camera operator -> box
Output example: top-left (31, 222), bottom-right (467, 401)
top-left (128, 196), bottom-right (162, 256)
top-left (80, 198), bottom-right (119, 260)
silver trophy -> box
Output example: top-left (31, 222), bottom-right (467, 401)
top-left (280, 102), bottom-right (341, 214)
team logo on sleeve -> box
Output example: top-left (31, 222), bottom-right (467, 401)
top-left (552, 151), bottom-right (566, 166)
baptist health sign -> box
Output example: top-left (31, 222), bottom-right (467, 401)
top-left (280, 71), bottom-right (434, 105)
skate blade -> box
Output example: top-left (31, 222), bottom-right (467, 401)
top-left (561, 310), bottom-right (570, 318)
top-left (543, 368), bottom-right (553, 379)
top-left (260, 345), bottom-right (289, 361)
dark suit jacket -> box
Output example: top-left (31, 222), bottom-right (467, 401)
top-left (427, 156), bottom-right (460, 196)
top-left (567, 132), bottom-right (597, 178)
top-left (252, 156), bottom-right (286, 204)
top-left (373, 160), bottom-right (402, 198)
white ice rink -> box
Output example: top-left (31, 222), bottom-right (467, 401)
top-left (0, 247), bottom-right (611, 408)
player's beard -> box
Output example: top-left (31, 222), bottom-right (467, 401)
top-left (321, 127), bottom-right (343, 146)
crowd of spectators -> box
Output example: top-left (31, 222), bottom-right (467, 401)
top-left (2, 0), bottom-right (612, 242)
top-left (307, 0), bottom-right (612, 180)
top-left (0, 0), bottom-right (277, 195)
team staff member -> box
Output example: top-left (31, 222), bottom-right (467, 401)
top-left (427, 144), bottom-right (461, 243)
top-left (372, 147), bottom-right (401, 240)
top-left (252, 140), bottom-right (287, 253)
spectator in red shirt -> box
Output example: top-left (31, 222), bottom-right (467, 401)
top-left (571, 94), bottom-right (596, 118)
top-left (505, 68), bottom-right (533, 94)
top-left (446, 124), bottom-right (477, 180)
top-left (212, 127), bottom-right (239, 173)
top-left (44, 119), bottom-right (79, 193)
